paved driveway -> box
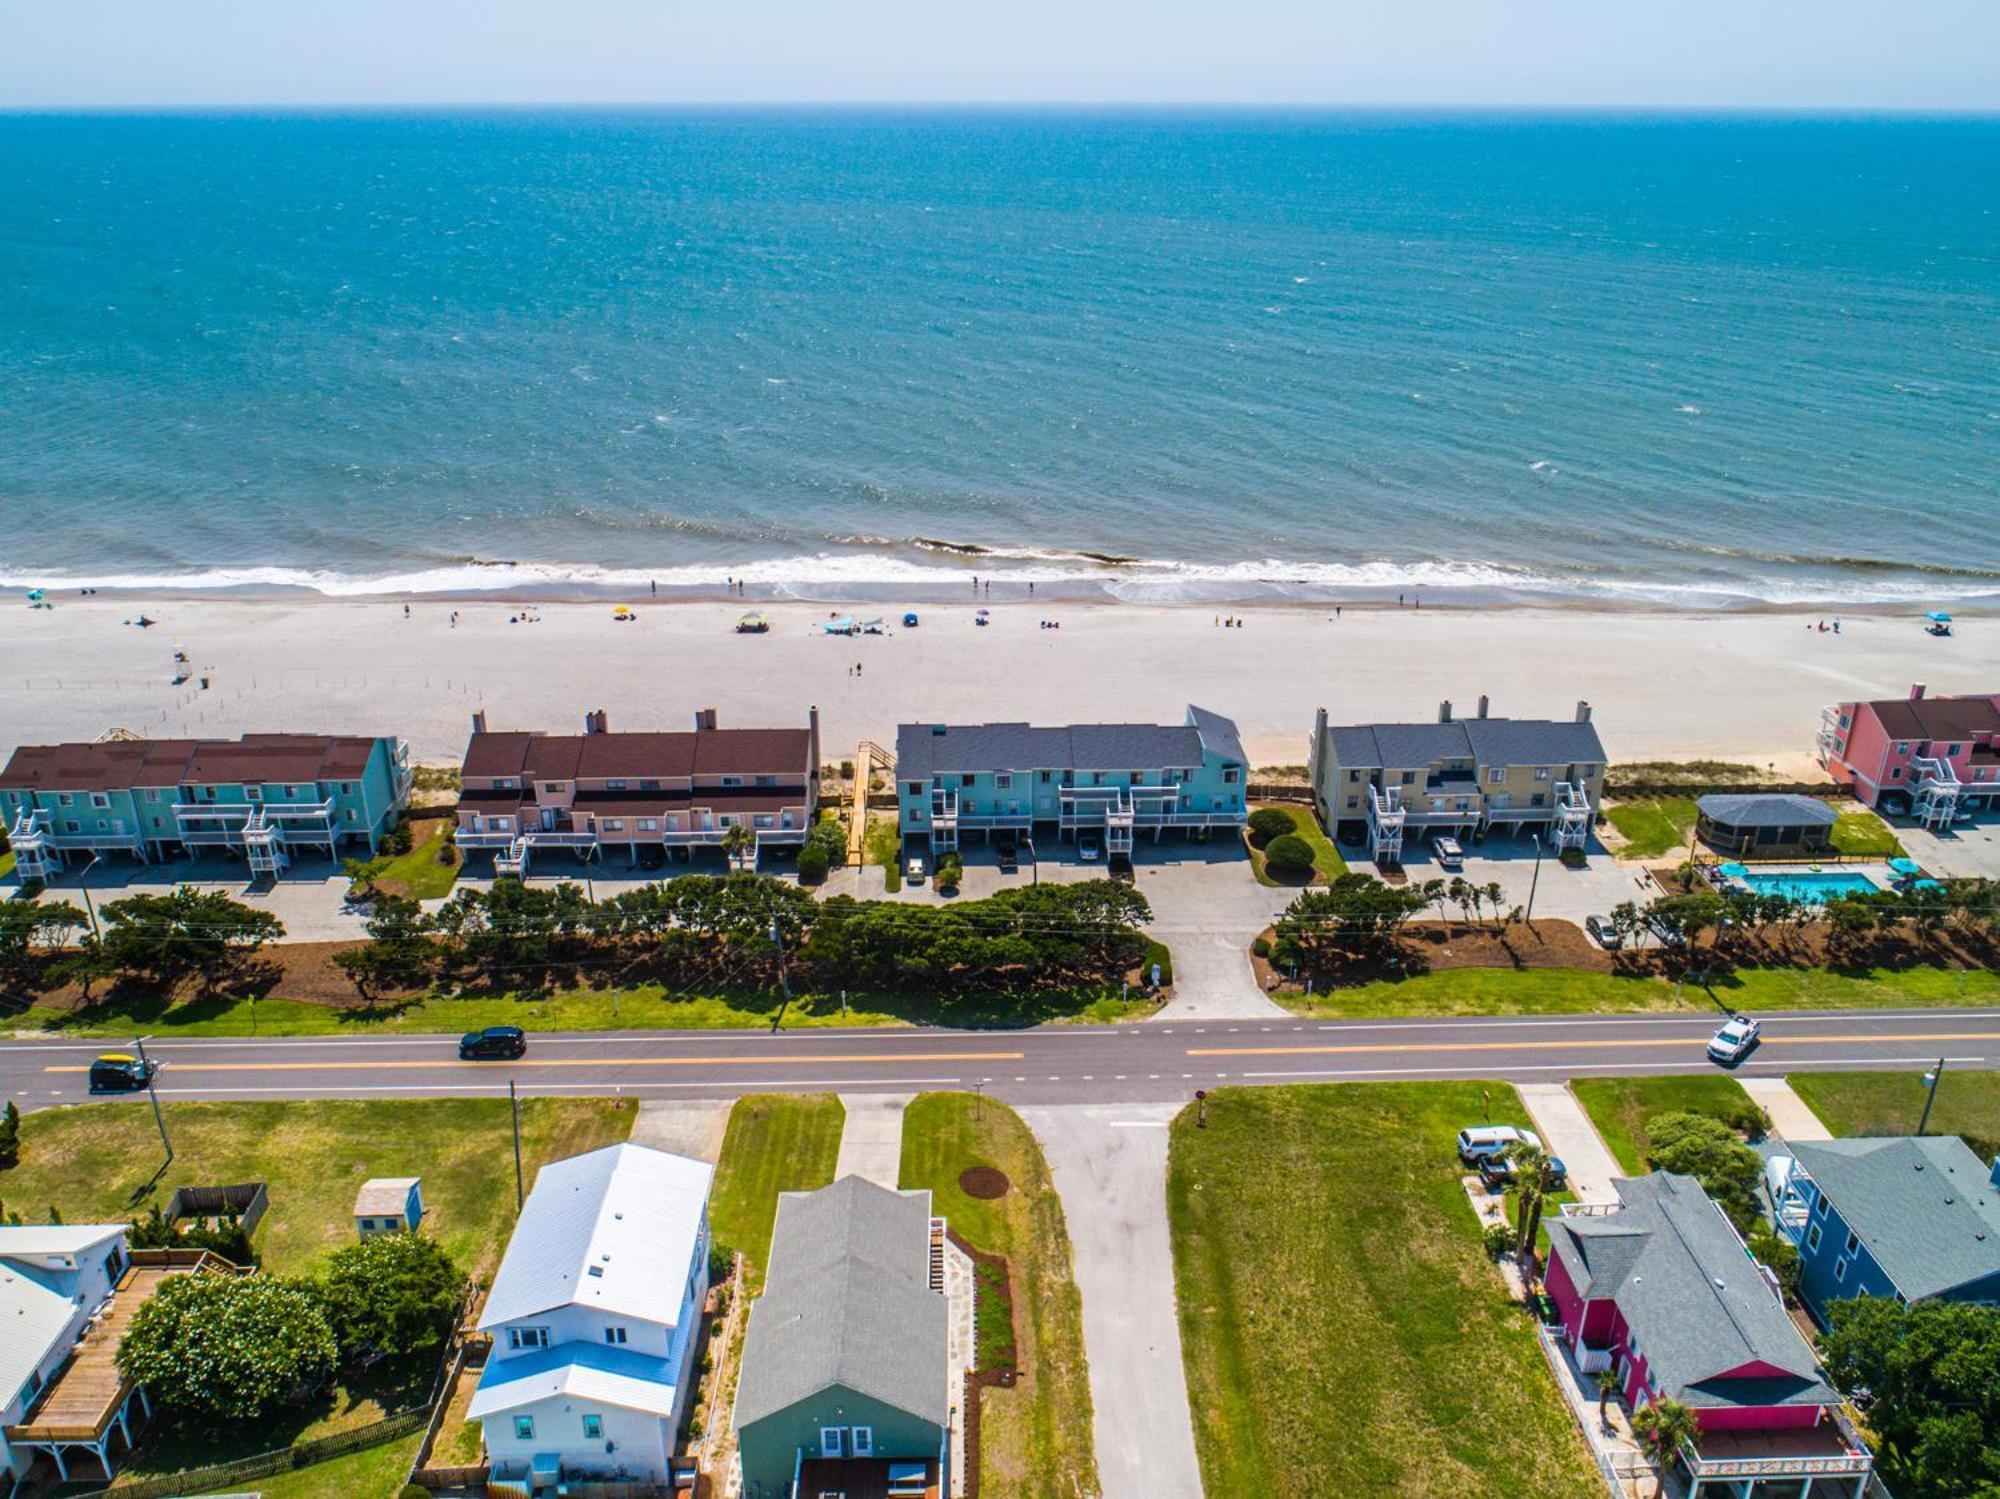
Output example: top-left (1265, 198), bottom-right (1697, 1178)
top-left (1023, 1103), bottom-right (1204, 1499)
top-left (1886, 814), bottom-right (2000, 881)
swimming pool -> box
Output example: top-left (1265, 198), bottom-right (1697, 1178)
top-left (1732, 870), bottom-right (1880, 904)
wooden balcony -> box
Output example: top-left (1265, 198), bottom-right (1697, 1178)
top-left (796, 1456), bottom-right (940, 1499)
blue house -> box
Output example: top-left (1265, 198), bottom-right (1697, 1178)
top-left (894, 704), bottom-right (1247, 857)
top-left (1, 732), bottom-right (411, 879)
top-left (1774, 1136), bottom-right (2000, 1323)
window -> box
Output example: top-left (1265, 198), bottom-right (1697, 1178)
top-left (607, 778), bottom-right (628, 790)
top-left (283, 784), bottom-right (297, 797)
top-left (851, 1426), bottom-right (874, 1456)
top-left (1845, 1230), bottom-right (1859, 1256)
top-left (605, 1325), bottom-right (628, 1344)
top-left (721, 775), bottom-right (744, 787)
top-left (1808, 1223), bottom-right (1822, 1252)
top-left (359, 1218), bottom-right (375, 1231)
top-left (1534, 767), bottom-right (1550, 781)
top-left (995, 774), bottom-right (1013, 789)
top-left (907, 782), bottom-right (923, 796)
top-left (496, 777), bottom-right (518, 790)
top-left (638, 818), bottom-right (658, 832)
top-left (63, 819), bottom-right (81, 834)
top-left (756, 774), bottom-right (776, 787)
top-left (1348, 769), bottom-right (1360, 783)
top-left (25, 1368), bottom-right (43, 1399)
top-left (582, 1414), bottom-right (604, 1440)
top-left (641, 778), bottom-right (661, 791)
top-left (1040, 771), bottom-right (1052, 784)
top-left (604, 818), bottom-right (625, 831)
top-left (820, 1428), bottom-right (846, 1459)
top-left (246, 786), bottom-right (262, 801)
top-left (147, 788), bottom-right (163, 802)
top-left (1400, 771), bottom-right (1415, 785)
top-left (507, 1326), bottom-right (550, 1350)
top-left (1890, 767), bottom-right (1904, 780)
top-left (1346, 796), bottom-right (1359, 810)
top-left (91, 792), bottom-right (111, 809)
top-left (962, 774), bottom-right (976, 789)
top-left (1814, 1193), bottom-right (1830, 1218)
top-left (1896, 743), bottom-right (1909, 755)
top-left (1223, 768), bottom-right (1240, 784)
top-left (1835, 1256), bottom-right (1848, 1284)
top-left (1487, 769), bottom-right (1504, 784)
top-left (341, 781), bottom-right (354, 793)
top-left (57, 793), bottom-right (74, 806)
top-left (514, 1416), bottom-right (536, 1442)
top-left (754, 814), bottom-right (774, 828)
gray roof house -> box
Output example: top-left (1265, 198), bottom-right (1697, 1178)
top-left (734, 1176), bottom-right (951, 1499)
top-left (1696, 793), bottom-right (1837, 856)
top-left (1309, 697), bottom-right (1608, 864)
top-left (895, 704), bottom-right (1248, 856)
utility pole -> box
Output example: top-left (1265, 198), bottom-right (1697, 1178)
top-left (1917, 1058), bottom-right (1946, 1137)
top-left (135, 1035), bottom-right (172, 1168)
top-left (79, 852), bottom-right (103, 939)
top-left (1524, 833), bottom-right (1543, 926)
top-left (509, 1079), bottom-right (524, 1209)
top-left (770, 916), bottom-right (790, 1001)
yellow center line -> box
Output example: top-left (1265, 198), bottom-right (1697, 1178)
top-left (1187, 1031), bottom-right (2000, 1059)
top-left (44, 1050), bottom-right (1025, 1075)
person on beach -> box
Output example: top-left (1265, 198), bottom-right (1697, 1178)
top-left (403, 603), bottom-right (410, 618)
top-left (651, 579), bottom-right (657, 595)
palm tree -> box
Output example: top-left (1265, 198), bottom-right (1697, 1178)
top-left (720, 823), bottom-right (754, 870)
top-left (1631, 1397), bottom-right (1699, 1499)
top-left (1510, 1139), bottom-right (1555, 1286)
top-left (1594, 1366), bottom-right (1621, 1430)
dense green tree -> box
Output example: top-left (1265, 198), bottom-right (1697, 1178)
top-left (0, 1099), bottom-right (19, 1169)
top-left (118, 1272), bottom-right (335, 1420)
top-left (99, 889), bottom-right (284, 992)
top-left (1643, 1112), bottom-right (1762, 1231)
top-left (317, 1232), bottom-right (464, 1363)
top-left (1274, 875), bottom-right (1433, 962)
top-left (0, 901), bottom-right (89, 989)
top-left (333, 894), bottom-right (435, 997)
top-left (1262, 833), bottom-right (1315, 876)
top-left (1247, 808), bottom-right (1296, 846)
top-left (1820, 1298), bottom-right (2000, 1499)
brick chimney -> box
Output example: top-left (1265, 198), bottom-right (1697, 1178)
top-left (694, 707), bottom-right (718, 732)
top-left (471, 709), bottom-right (488, 735)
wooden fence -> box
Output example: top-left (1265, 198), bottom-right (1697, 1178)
top-left (70, 1406), bottom-right (429, 1499)
top-left (165, 1181), bottom-right (269, 1237)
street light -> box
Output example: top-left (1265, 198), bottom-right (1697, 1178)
top-left (1917, 1058), bottom-right (1946, 1137)
top-left (78, 851), bottom-right (104, 938)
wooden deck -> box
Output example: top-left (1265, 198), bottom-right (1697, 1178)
top-left (5, 1257), bottom-right (219, 1443)
top-left (795, 1456), bottom-right (940, 1499)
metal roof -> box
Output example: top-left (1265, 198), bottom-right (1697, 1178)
top-left (467, 1342), bottom-right (680, 1420)
top-left (1788, 1137), bottom-right (2000, 1301)
top-left (734, 1177), bottom-right (949, 1432)
top-left (0, 1224), bottom-right (129, 1259)
top-left (894, 705), bottom-right (1241, 781)
top-left (480, 1144), bottom-right (713, 1331)
top-left (0, 1261), bottom-right (81, 1412)
top-left (1547, 1173), bottom-right (1836, 1411)
top-left (1695, 794), bottom-right (1836, 829)
top-left (352, 1178), bottom-right (421, 1217)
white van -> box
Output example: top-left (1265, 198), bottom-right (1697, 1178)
top-left (1456, 1124), bottom-right (1542, 1166)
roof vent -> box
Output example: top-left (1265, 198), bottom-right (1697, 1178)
top-left (588, 1265), bottom-right (604, 1278)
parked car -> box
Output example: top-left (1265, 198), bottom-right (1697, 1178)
top-left (1433, 836), bottom-right (1465, 870)
top-left (89, 1053), bottom-right (157, 1092)
top-left (1584, 914), bottom-right (1624, 950)
top-left (1078, 832), bottom-right (1102, 862)
top-left (906, 854), bottom-right (927, 885)
top-left (1479, 1153), bottom-right (1569, 1192)
top-left (1707, 1014), bottom-right (1762, 1065)
top-left (460, 1026), bottom-right (528, 1061)
top-left (995, 832), bottom-right (1019, 874)
top-left (1456, 1124), bottom-right (1543, 1166)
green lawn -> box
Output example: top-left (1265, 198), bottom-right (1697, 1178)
top-left (1168, 1083), bottom-right (1597, 1498)
top-left (1275, 961), bottom-right (2000, 1020)
top-left (899, 1093), bottom-right (1098, 1499)
top-left (193, 1429), bottom-right (426, 1499)
top-left (708, 1093), bottom-right (844, 1292)
top-left (1828, 809), bottom-right (1906, 859)
top-left (0, 847), bottom-right (15, 882)
top-left (1, 1096), bottom-right (634, 1279)
top-left (867, 811), bottom-right (903, 893)
top-left (1245, 803), bottom-right (1347, 886)
top-left (1786, 1070), bottom-right (2000, 1147)
top-left (1603, 797), bottom-right (1697, 859)
top-left (12, 977), bottom-right (1157, 1039)
top-left (1569, 1075), bottom-right (1760, 1175)
top-left (363, 820), bottom-right (462, 900)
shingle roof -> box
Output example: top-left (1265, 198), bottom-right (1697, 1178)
top-left (734, 1177), bottom-right (949, 1432)
top-left (480, 1143), bottom-right (713, 1331)
top-left (1865, 694), bottom-right (2000, 744)
top-left (1547, 1173), bottom-right (1836, 1411)
top-left (1789, 1137), bottom-right (2000, 1301)
top-left (1696, 794), bottom-right (1837, 829)
top-left (0, 735), bottom-right (384, 793)
top-left (1321, 715), bottom-right (1607, 771)
top-left (894, 705), bottom-right (1241, 780)
top-left (461, 725), bottom-right (810, 782)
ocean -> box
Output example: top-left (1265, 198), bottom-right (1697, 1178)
top-left (2, 109), bottom-right (1997, 607)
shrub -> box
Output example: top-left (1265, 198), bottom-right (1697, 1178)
top-left (0, 1099), bottom-right (18, 1169)
top-left (795, 843), bottom-right (831, 884)
top-left (1247, 808), bottom-right (1295, 846)
top-left (935, 856), bottom-right (964, 890)
top-left (317, 1232), bottom-right (465, 1363)
top-left (1263, 833), bottom-right (1315, 876)
top-left (118, 1273), bottom-right (336, 1420)
top-left (1646, 1112), bottom-right (1762, 1230)
top-left (1250, 935), bottom-right (1272, 960)
top-left (1483, 1221), bottom-right (1517, 1260)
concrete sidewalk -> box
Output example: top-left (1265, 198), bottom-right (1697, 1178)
top-left (1023, 1103), bottom-right (1203, 1499)
top-left (834, 1092), bottom-right (914, 1187)
top-left (1517, 1083), bottom-right (1626, 1205)
top-left (1739, 1078), bottom-right (1832, 1141)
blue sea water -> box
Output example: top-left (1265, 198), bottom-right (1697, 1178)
top-left (2, 109), bottom-right (1998, 605)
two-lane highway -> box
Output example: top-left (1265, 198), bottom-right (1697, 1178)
top-left (6, 1005), bottom-right (2000, 1110)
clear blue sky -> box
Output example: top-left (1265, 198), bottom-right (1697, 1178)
top-left (4, 0), bottom-right (1998, 110)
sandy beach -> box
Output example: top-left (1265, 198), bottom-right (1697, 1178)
top-left (0, 598), bottom-right (1981, 773)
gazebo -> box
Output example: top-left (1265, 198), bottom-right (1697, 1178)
top-left (1695, 794), bottom-right (1837, 857)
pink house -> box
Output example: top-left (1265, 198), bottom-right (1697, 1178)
top-left (1817, 684), bottom-right (2000, 829)
top-left (1545, 1172), bottom-right (1879, 1499)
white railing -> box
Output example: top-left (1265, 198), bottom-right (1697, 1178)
top-left (1552, 781), bottom-right (1593, 851)
top-left (1367, 785), bottom-right (1406, 863)
top-left (1816, 705), bottom-right (1846, 767)
top-left (1912, 756), bottom-right (1961, 829)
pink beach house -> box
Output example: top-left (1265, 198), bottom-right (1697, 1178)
top-left (1817, 684), bottom-right (2000, 829)
top-left (1545, 1172), bottom-right (1881, 1499)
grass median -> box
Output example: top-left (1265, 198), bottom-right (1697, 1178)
top-left (899, 1092), bottom-right (1098, 1499)
top-left (1168, 1082), bottom-right (1598, 1499)
top-left (1787, 1070), bottom-right (2000, 1145)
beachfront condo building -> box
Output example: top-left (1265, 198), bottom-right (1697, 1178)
top-left (0, 732), bottom-right (411, 879)
top-left (893, 704), bottom-right (1248, 857)
top-left (1816, 683), bottom-right (2000, 829)
top-left (1308, 697), bottom-right (1607, 865)
top-left (454, 707), bottom-right (820, 876)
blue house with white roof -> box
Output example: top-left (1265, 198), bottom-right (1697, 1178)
top-left (894, 704), bottom-right (1248, 857)
top-left (472, 1143), bottom-right (714, 1490)
top-left (1773, 1135), bottom-right (2000, 1324)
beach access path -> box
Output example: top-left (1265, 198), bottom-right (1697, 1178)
top-left (1, 597), bottom-right (1980, 772)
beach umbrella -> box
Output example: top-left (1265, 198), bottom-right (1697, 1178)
top-left (26, 589), bottom-right (43, 602)
top-left (976, 607), bottom-right (990, 617)
top-left (1925, 610), bottom-right (1952, 623)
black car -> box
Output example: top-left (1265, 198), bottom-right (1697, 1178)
top-left (995, 832), bottom-right (1019, 874)
top-left (1479, 1154), bottom-right (1569, 1193)
top-left (459, 1026), bottom-right (527, 1060)
top-left (88, 1053), bottom-right (158, 1092)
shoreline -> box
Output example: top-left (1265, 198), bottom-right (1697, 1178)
top-left (0, 596), bottom-right (1982, 773)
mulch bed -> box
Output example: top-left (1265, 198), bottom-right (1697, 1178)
top-left (958, 1165), bottom-right (1011, 1200)
top-left (945, 1226), bottom-right (1013, 1499)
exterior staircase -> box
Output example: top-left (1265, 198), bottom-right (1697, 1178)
top-left (848, 740), bottom-right (896, 867)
